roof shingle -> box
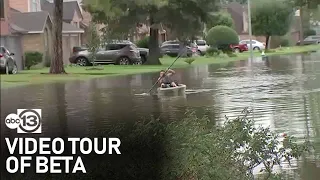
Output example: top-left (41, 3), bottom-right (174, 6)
top-left (10, 11), bottom-right (50, 32)
top-left (41, 0), bottom-right (83, 21)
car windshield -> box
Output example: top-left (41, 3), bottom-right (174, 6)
top-left (196, 40), bottom-right (206, 46)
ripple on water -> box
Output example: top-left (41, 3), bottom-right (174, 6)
top-left (1, 53), bottom-right (320, 179)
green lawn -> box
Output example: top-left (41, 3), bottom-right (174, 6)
top-left (1, 44), bottom-right (319, 89)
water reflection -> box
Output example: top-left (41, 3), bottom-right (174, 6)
top-left (1, 52), bottom-right (320, 179)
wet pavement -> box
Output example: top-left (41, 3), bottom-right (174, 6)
top-left (1, 52), bottom-right (320, 179)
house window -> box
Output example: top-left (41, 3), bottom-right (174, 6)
top-left (0, 0), bottom-right (4, 18)
top-left (30, 0), bottom-right (40, 12)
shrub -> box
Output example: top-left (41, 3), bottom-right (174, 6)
top-left (136, 36), bottom-right (149, 48)
top-left (227, 52), bottom-right (237, 57)
top-left (279, 36), bottom-right (290, 47)
top-left (184, 58), bottom-right (195, 65)
top-left (304, 29), bottom-right (316, 37)
top-left (205, 47), bottom-right (221, 57)
top-left (117, 108), bottom-right (310, 179)
top-left (24, 51), bottom-right (43, 70)
top-left (205, 25), bottom-right (239, 53)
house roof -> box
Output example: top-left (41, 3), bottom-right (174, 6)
top-left (41, 0), bottom-right (83, 21)
top-left (226, 2), bottom-right (245, 34)
top-left (9, 23), bottom-right (28, 34)
top-left (62, 22), bottom-right (84, 33)
top-left (10, 11), bottom-right (51, 33)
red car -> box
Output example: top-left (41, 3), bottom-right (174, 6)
top-left (230, 44), bottom-right (248, 53)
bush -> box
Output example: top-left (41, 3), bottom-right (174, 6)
top-left (184, 58), bottom-right (195, 65)
top-left (136, 36), bottom-right (149, 48)
top-left (205, 47), bottom-right (221, 57)
top-left (25, 51), bottom-right (43, 70)
top-left (279, 36), bottom-right (290, 47)
top-left (205, 25), bottom-right (239, 53)
top-left (304, 29), bottom-right (316, 37)
top-left (227, 52), bottom-right (237, 57)
top-left (118, 109), bottom-right (310, 179)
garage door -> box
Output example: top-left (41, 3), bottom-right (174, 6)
top-left (0, 36), bottom-right (23, 70)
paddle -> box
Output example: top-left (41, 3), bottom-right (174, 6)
top-left (146, 54), bottom-right (182, 94)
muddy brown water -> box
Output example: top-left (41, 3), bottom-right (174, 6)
top-left (1, 52), bottom-right (320, 179)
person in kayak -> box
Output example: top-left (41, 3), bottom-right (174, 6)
top-left (158, 69), bottom-right (177, 88)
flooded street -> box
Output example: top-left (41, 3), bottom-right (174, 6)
top-left (1, 52), bottom-right (320, 179)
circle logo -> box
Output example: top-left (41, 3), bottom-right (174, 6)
top-left (18, 109), bottom-right (41, 133)
top-left (5, 113), bottom-right (21, 129)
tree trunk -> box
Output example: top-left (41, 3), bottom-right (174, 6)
top-left (144, 14), bottom-right (161, 65)
top-left (50, 0), bottom-right (66, 74)
top-left (299, 6), bottom-right (304, 46)
top-left (265, 35), bottom-right (270, 50)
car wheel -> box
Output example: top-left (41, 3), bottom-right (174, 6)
top-left (76, 57), bottom-right (89, 66)
top-left (9, 63), bottom-right (18, 74)
top-left (234, 48), bottom-right (240, 53)
top-left (117, 57), bottom-right (131, 65)
top-left (133, 59), bottom-right (142, 65)
top-left (253, 47), bottom-right (260, 51)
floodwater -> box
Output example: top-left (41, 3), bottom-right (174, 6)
top-left (1, 52), bottom-right (320, 179)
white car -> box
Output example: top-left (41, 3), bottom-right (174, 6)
top-left (239, 39), bottom-right (265, 50)
top-left (194, 40), bottom-right (210, 55)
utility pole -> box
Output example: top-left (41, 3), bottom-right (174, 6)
top-left (247, 0), bottom-right (253, 61)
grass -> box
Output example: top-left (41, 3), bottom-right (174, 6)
top-left (1, 44), bottom-right (319, 89)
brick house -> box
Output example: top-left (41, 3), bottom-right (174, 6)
top-left (129, 23), bottom-right (167, 44)
top-left (224, 2), bottom-right (301, 47)
top-left (80, 8), bottom-right (105, 45)
top-left (41, 0), bottom-right (84, 65)
top-left (10, 10), bottom-right (53, 65)
top-left (222, 2), bottom-right (266, 43)
top-left (4, 0), bottom-right (85, 66)
top-left (0, 0), bottom-right (26, 70)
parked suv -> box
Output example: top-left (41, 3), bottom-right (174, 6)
top-left (160, 44), bottom-right (194, 57)
top-left (296, 35), bottom-right (320, 45)
top-left (0, 46), bottom-right (18, 74)
top-left (69, 41), bottom-right (142, 66)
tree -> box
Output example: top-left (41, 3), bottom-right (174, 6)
top-left (206, 25), bottom-right (239, 52)
top-left (291, 0), bottom-right (320, 44)
top-left (251, 0), bottom-right (293, 49)
top-left (50, 0), bottom-right (66, 74)
top-left (87, 22), bottom-right (101, 66)
top-left (206, 11), bottom-right (235, 30)
top-left (83, 0), bottom-right (219, 65)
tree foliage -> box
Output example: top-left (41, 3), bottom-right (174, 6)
top-left (136, 36), bottom-right (150, 48)
top-left (206, 11), bottom-right (235, 30)
top-left (83, 0), bottom-right (219, 65)
top-left (206, 25), bottom-right (239, 52)
top-left (251, 0), bottom-right (294, 49)
top-left (220, 0), bottom-right (248, 4)
top-left (87, 22), bottom-right (101, 65)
